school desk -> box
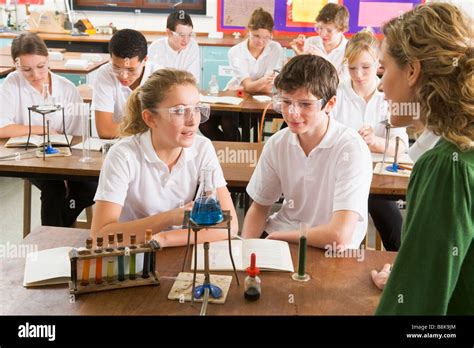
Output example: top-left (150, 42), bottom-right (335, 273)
top-left (0, 66), bottom-right (14, 77)
top-left (0, 226), bottom-right (396, 315)
top-left (0, 52), bottom-right (109, 75)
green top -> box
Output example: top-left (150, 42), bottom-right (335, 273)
top-left (376, 139), bottom-right (474, 315)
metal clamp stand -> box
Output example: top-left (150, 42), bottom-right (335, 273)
top-left (379, 119), bottom-right (392, 173)
top-left (26, 105), bottom-right (70, 160)
top-left (181, 210), bottom-right (240, 304)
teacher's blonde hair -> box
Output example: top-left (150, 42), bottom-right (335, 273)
top-left (383, 3), bottom-right (473, 151)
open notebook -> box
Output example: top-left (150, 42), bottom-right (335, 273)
top-left (6, 134), bottom-right (73, 148)
top-left (23, 246), bottom-right (144, 287)
top-left (23, 247), bottom-right (72, 287)
top-left (191, 239), bottom-right (294, 272)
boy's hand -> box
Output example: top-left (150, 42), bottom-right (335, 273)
top-left (290, 35), bottom-right (306, 55)
top-left (371, 263), bottom-right (392, 290)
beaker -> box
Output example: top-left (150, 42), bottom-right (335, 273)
top-left (190, 167), bottom-right (224, 225)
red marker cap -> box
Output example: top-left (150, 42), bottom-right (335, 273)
top-left (246, 253), bottom-right (260, 277)
top-left (237, 90), bottom-right (244, 97)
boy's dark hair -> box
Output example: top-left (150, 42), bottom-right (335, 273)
top-left (11, 32), bottom-right (48, 60)
top-left (167, 11), bottom-right (194, 31)
top-left (109, 29), bottom-right (148, 61)
top-left (274, 55), bottom-right (339, 106)
top-left (316, 3), bottom-right (349, 32)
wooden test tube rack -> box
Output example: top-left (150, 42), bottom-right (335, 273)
top-left (68, 239), bottom-right (160, 296)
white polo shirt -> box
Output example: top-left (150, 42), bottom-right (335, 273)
top-left (94, 130), bottom-right (227, 224)
top-left (332, 78), bottom-right (409, 147)
top-left (92, 62), bottom-right (158, 124)
top-left (0, 71), bottom-right (82, 135)
top-left (304, 35), bottom-right (349, 83)
top-left (246, 119), bottom-right (372, 249)
top-left (226, 39), bottom-right (284, 90)
top-left (148, 37), bottom-right (200, 83)
top-left (409, 129), bottom-right (440, 162)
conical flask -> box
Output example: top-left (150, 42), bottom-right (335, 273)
top-left (190, 167), bottom-right (224, 225)
top-left (40, 83), bottom-right (53, 107)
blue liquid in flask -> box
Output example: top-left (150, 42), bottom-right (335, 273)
top-left (190, 197), bottom-right (224, 225)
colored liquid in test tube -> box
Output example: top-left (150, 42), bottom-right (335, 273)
top-left (80, 237), bottom-right (93, 286)
top-left (142, 229), bottom-right (152, 279)
top-left (106, 233), bottom-right (115, 282)
top-left (117, 232), bottom-right (125, 281)
top-left (292, 222), bottom-right (311, 282)
top-left (129, 234), bottom-right (137, 280)
top-left (95, 237), bottom-right (103, 284)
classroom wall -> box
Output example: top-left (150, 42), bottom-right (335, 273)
top-left (2, 0), bottom-right (472, 34)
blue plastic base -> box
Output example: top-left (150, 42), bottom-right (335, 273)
top-left (194, 283), bottom-right (222, 299)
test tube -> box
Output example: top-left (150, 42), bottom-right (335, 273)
top-left (142, 229), bottom-right (152, 279)
top-left (80, 237), bottom-right (93, 286)
top-left (117, 232), bottom-right (125, 281)
top-left (106, 233), bottom-right (115, 282)
top-left (95, 236), bottom-right (103, 284)
top-left (129, 234), bottom-right (137, 280)
top-left (79, 102), bottom-right (93, 163)
top-left (292, 222), bottom-right (311, 282)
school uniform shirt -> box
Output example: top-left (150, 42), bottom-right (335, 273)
top-left (377, 139), bottom-right (474, 314)
top-left (92, 62), bottom-right (158, 124)
top-left (226, 39), bottom-right (284, 90)
top-left (304, 35), bottom-right (349, 83)
top-left (246, 119), bottom-right (373, 249)
top-left (148, 37), bottom-right (200, 83)
top-left (94, 130), bottom-right (227, 224)
top-left (332, 78), bottom-right (409, 148)
top-left (0, 71), bottom-right (82, 135)
top-left (408, 129), bottom-right (440, 162)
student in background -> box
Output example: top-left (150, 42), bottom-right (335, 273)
top-left (290, 3), bottom-right (350, 82)
top-left (93, 29), bottom-right (158, 139)
top-left (241, 55), bottom-right (372, 250)
top-left (199, 8), bottom-right (284, 141)
top-left (332, 29), bottom-right (408, 251)
top-left (148, 11), bottom-right (200, 83)
top-left (0, 33), bottom-right (96, 227)
top-left (91, 69), bottom-right (238, 246)
top-left (371, 3), bottom-right (473, 314)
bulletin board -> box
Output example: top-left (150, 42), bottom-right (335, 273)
top-left (217, 0), bottom-right (425, 35)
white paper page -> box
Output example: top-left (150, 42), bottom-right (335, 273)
top-left (23, 247), bottom-right (72, 286)
top-left (200, 95), bottom-right (243, 105)
top-left (242, 239), bottom-right (294, 272)
top-left (191, 240), bottom-right (243, 271)
top-left (6, 135), bottom-right (41, 147)
top-left (71, 137), bottom-right (104, 151)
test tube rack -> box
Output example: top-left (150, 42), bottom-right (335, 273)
top-left (68, 239), bottom-right (160, 296)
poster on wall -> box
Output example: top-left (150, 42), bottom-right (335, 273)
top-left (217, 0), bottom-right (425, 35)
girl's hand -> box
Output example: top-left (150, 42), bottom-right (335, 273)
top-left (371, 263), bottom-right (392, 290)
top-left (359, 125), bottom-right (377, 149)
